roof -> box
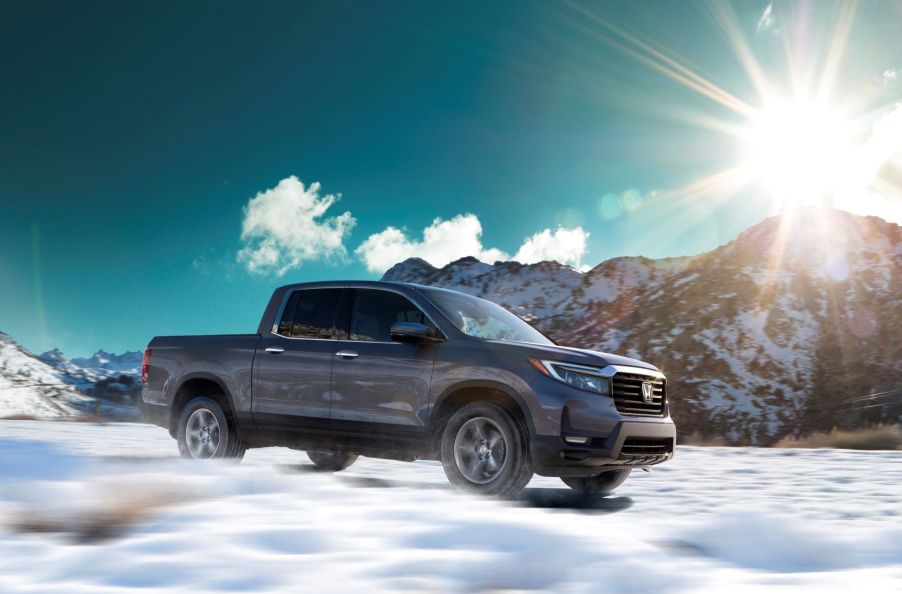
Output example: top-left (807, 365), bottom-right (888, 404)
top-left (274, 279), bottom-right (420, 292)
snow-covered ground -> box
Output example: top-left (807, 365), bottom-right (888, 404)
top-left (0, 421), bottom-right (899, 593)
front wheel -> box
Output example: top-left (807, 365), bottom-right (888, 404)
top-left (306, 451), bottom-right (358, 471)
top-left (441, 402), bottom-right (533, 497)
top-left (176, 397), bottom-right (245, 461)
top-left (561, 469), bottom-right (631, 494)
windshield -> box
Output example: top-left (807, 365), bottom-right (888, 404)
top-left (422, 288), bottom-right (554, 345)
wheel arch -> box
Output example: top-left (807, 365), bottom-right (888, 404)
top-left (169, 374), bottom-right (237, 438)
top-left (428, 380), bottom-right (536, 457)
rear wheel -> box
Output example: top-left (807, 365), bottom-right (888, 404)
top-left (306, 451), bottom-right (358, 471)
top-left (176, 396), bottom-right (245, 461)
top-left (441, 402), bottom-right (533, 497)
top-left (561, 469), bottom-right (631, 494)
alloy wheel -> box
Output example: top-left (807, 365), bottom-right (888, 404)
top-left (453, 416), bottom-right (508, 484)
top-left (185, 407), bottom-right (221, 458)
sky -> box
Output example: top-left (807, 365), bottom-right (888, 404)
top-left (1, 0), bottom-right (901, 357)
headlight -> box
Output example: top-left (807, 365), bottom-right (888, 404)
top-left (529, 359), bottom-right (610, 395)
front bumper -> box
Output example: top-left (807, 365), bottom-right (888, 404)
top-left (527, 373), bottom-right (676, 477)
top-left (532, 420), bottom-right (676, 476)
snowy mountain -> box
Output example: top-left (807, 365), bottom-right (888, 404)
top-left (70, 350), bottom-right (142, 376)
top-left (0, 334), bottom-right (138, 420)
top-left (0, 333), bottom-right (101, 418)
top-left (384, 208), bottom-right (902, 444)
top-left (38, 348), bottom-right (141, 407)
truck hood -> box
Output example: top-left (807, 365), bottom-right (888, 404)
top-left (490, 340), bottom-right (660, 372)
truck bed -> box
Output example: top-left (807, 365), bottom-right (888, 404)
top-left (142, 334), bottom-right (262, 426)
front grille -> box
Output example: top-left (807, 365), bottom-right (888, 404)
top-left (611, 373), bottom-right (666, 417)
top-left (620, 437), bottom-right (673, 456)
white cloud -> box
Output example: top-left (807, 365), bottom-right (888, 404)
top-left (355, 213), bottom-right (590, 273)
top-left (882, 69), bottom-right (898, 86)
top-left (355, 214), bottom-right (507, 273)
top-left (833, 104), bottom-right (902, 224)
top-left (756, 2), bottom-right (775, 32)
top-left (513, 227), bottom-right (590, 269)
top-left (237, 176), bottom-right (355, 276)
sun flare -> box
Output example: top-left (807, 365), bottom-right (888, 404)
top-left (742, 101), bottom-right (854, 210)
top-left (566, 1), bottom-right (902, 224)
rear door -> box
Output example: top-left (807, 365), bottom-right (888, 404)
top-left (329, 288), bottom-right (438, 438)
top-left (252, 288), bottom-right (348, 430)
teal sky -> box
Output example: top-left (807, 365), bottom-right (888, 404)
top-left (2, 1), bottom-right (901, 357)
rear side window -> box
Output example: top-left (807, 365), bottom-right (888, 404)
top-left (350, 289), bottom-right (438, 342)
top-left (276, 291), bottom-right (303, 335)
top-left (275, 289), bottom-right (345, 339)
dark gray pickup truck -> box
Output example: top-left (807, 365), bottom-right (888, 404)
top-left (141, 281), bottom-right (675, 496)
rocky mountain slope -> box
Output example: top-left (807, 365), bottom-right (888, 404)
top-left (384, 208), bottom-right (902, 444)
top-left (0, 333), bottom-right (138, 420)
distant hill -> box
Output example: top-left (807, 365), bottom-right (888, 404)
top-left (0, 333), bottom-right (138, 420)
top-left (384, 208), bottom-right (902, 444)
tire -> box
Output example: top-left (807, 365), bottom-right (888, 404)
top-left (561, 469), bottom-right (631, 494)
top-left (176, 396), bottom-right (246, 461)
top-left (441, 402), bottom-right (533, 497)
top-left (306, 450), bottom-right (358, 471)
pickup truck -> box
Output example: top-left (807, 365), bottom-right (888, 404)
top-left (141, 281), bottom-right (675, 496)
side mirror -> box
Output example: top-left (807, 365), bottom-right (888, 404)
top-left (389, 322), bottom-right (442, 344)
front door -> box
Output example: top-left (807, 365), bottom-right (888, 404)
top-left (329, 288), bottom-right (438, 442)
top-left (252, 288), bottom-right (348, 432)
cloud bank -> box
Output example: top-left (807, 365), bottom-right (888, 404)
top-left (513, 227), bottom-right (590, 269)
top-left (833, 104), bottom-right (902, 224)
top-left (356, 214), bottom-right (589, 273)
top-left (237, 176), bottom-right (355, 276)
top-left (236, 179), bottom-right (591, 276)
top-left (354, 214), bottom-right (507, 273)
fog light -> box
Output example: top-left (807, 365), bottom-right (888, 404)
top-left (564, 436), bottom-right (590, 445)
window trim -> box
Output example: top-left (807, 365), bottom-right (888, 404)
top-left (270, 286), bottom-right (446, 344)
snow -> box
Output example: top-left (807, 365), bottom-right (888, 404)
top-left (0, 421), bottom-right (899, 593)
top-left (671, 272), bottom-right (699, 288)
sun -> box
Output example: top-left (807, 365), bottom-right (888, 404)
top-left (566, 1), bottom-right (901, 224)
top-left (741, 100), bottom-right (854, 210)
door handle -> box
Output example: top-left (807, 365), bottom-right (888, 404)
top-left (265, 347), bottom-right (285, 354)
top-left (335, 350), bottom-right (359, 359)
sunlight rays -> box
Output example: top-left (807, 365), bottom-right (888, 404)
top-left (814, 1), bottom-right (858, 105)
top-left (562, 1), bottom-right (759, 119)
top-left (562, 0), bottom-right (900, 233)
top-left (702, 1), bottom-right (773, 103)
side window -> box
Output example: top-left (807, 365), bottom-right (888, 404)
top-left (276, 291), bottom-right (302, 336)
top-left (350, 289), bottom-right (438, 342)
top-left (275, 289), bottom-right (344, 339)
